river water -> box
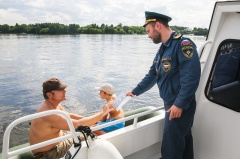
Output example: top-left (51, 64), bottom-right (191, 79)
top-left (0, 34), bottom-right (205, 151)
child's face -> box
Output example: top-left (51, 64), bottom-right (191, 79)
top-left (99, 90), bottom-right (104, 98)
top-left (100, 90), bottom-right (108, 99)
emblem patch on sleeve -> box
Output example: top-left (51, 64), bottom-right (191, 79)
top-left (182, 46), bottom-right (194, 58)
top-left (162, 61), bottom-right (171, 72)
top-left (181, 39), bottom-right (192, 46)
top-left (181, 39), bottom-right (194, 58)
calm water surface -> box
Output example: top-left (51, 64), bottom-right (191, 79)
top-left (0, 34), bottom-right (205, 150)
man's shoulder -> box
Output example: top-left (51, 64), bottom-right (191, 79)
top-left (36, 107), bottom-right (61, 124)
top-left (172, 34), bottom-right (195, 45)
top-left (37, 101), bottom-right (58, 112)
top-left (173, 33), bottom-right (183, 40)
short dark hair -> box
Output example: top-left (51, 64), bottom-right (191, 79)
top-left (42, 78), bottom-right (67, 99)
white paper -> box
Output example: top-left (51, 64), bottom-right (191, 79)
top-left (113, 92), bottom-right (132, 111)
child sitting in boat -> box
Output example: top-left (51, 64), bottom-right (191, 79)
top-left (94, 83), bottom-right (125, 135)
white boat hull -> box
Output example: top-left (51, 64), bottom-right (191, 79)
top-left (64, 108), bottom-right (165, 159)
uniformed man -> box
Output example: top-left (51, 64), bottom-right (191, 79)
top-left (126, 11), bottom-right (201, 159)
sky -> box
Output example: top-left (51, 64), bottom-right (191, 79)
top-left (0, 0), bottom-right (229, 29)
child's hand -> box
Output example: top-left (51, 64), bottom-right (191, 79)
top-left (107, 101), bottom-right (114, 107)
top-left (102, 101), bottom-right (114, 116)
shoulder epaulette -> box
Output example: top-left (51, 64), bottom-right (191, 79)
top-left (173, 33), bottom-right (183, 39)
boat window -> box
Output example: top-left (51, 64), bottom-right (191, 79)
top-left (205, 39), bottom-right (240, 112)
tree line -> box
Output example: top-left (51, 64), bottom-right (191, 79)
top-left (0, 23), bottom-right (208, 36)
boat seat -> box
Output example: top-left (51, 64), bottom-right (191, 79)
top-left (10, 151), bottom-right (34, 159)
top-left (211, 81), bottom-right (240, 111)
top-left (8, 151), bottom-right (34, 159)
top-left (8, 143), bottom-right (34, 159)
top-left (124, 106), bottom-right (161, 127)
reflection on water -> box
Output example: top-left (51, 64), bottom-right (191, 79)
top-left (0, 34), bottom-right (205, 150)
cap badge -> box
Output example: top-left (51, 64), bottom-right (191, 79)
top-left (145, 18), bottom-right (157, 23)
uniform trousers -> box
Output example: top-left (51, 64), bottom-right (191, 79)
top-left (161, 100), bottom-right (196, 159)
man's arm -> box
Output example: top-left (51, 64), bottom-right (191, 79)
top-left (167, 39), bottom-right (200, 120)
top-left (41, 112), bottom-right (103, 130)
top-left (174, 39), bottom-right (201, 109)
top-left (69, 113), bottom-right (84, 120)
top-left (58, 104), bottom-right (84, 119)
top-left (46, 102), bottom-right (113, 130)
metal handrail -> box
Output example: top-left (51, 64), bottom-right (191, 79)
top-left (2, 110), bottom-right (79, 159)
top-left (198, 40), bottom-right (212, 57)
top-left (91, 106), bottom-right (164, 131)
top-left (1, 106), bottom-right (164, 159)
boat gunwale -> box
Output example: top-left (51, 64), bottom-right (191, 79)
top-left (1, 106), bottom-right (164, 159)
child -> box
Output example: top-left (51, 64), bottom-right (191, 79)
top-left (94, 83), bottom-right (125, 135)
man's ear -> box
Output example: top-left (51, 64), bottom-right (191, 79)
top-left (46, 92), bottom-right (53, 98)
top-left (155, 21), bottom-right (162, 30)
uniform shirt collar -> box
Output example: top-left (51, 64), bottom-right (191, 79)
top-left (162, 32), bottom-right (176, 47)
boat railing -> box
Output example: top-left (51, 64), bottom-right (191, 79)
top-left (198, 40), bottom-right (212, 58)
top-left (1, 106), bottom-right (164, 159)
top-left (91, 106), bottom-right (164, 131)
top-left (2, 110), bottom-right (79, 159)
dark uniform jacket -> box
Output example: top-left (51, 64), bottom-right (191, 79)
top-left (132, 32), bottom-right (201, 110)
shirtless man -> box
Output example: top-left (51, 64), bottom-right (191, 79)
top-left (29, 78), bottom-right (112, 159)
top-left (94, 83), bottom-right (124, 135)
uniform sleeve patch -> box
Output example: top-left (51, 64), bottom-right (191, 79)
top-left (182, 46), bottom-right (194, 58)
top-left (181, 39), bottom-right (192, 46)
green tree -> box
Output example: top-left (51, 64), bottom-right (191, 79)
top-left (68, 24), bottom-right (80, 34)
top-left (40, 28), bottom-right (49, 34)
top-left (0, 22), bottom-right (208, 36)
top-left (0, 24), bottom-right (10, 33)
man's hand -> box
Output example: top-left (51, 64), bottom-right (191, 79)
top-left (167, 105), bottom-right (183, 120)
top-left (126, 91), bottom-right (135, 97)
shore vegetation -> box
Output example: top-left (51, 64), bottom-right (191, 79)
top-left (0, 23), bottom-right (208, 36)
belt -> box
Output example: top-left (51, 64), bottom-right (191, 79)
top-left (33, 149), bottom-right (52, 159)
